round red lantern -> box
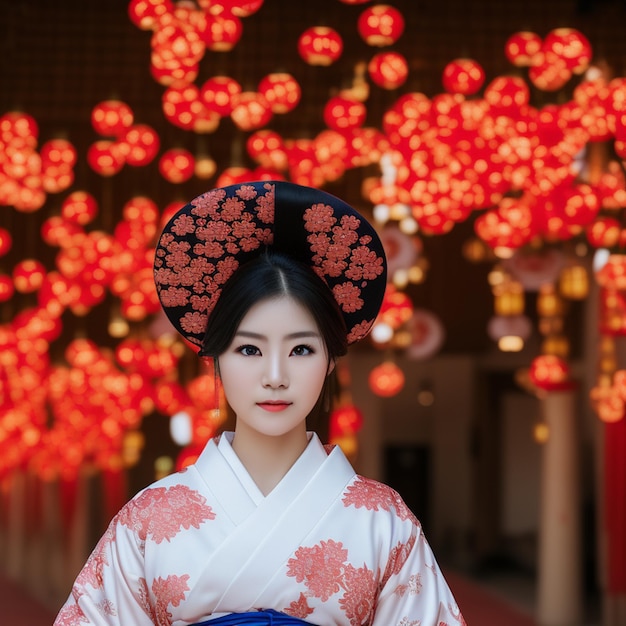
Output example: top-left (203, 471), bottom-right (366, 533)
top-left (162, 82), bottom-right (202, 130)
top-left (323, 95), bottom-right (366, 131)
top-left (40, 138), bottom-right (77, 169)
top-left (200, 76), bottom-right (242, 116)
top-left (230, 91), bottom-right (273, 131)
top-left (368, 361), bottom-right (405, 397)
top-left (484, 76), bottom-right (530, 112)
top-left (246, 130), bottom-right (288, 170)
top-left (258, 73), bottom-right (301, 114)
top-left (200, 12), bottom-right (243, 51)
top-left (543, 28), bottom-right (592, 75)
top-left (586, 216), bottom-right (621, 248)
top-left (213, 1), bottom-right (264, 17)
top-left (368, 51), bottom-right (408, 89)
top-left (298, 26), bottom-right (343, 66)
top-left (158, 148), bottom-right (195, 183)
top-left (0, 111), bottom-right (39, 146)
top-left (0, 274), bottom-right (14, 302)
top-left (91, 100), bottom-right (134, 137)
top-left (87, 140), bottom-right (125, 176)
top-left (528, 52), bottom-right (572, 92)
top-left (329, 405), bottom-right (364, 439)
top-left (121, 124), bottom-right (161, 166)
top-left (504, 31), bottom-right (543, 67)
top-left (128, 0), bottom-right (173, 30)
top-left (0, 228), bottom-right (12, 256)
top-left (13, 259), bottom-right (47, 293)
top-left (528, 355), bottom-right (572, 391)
top-left (442, 59), bottom-right (486, 95)
top-left (357, 4), bottom-right (405, 47)
top-left (61, 191), bottom-right (98, 225)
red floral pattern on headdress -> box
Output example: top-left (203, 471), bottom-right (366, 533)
top-left (154, 183), bottom-right (275, 346)
top-left (154, 181), bottom-right (386, 348)
top-left (304, 206), bottom-right (384, 321)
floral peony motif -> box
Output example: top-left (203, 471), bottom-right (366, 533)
top-left (285, 539), bottom-right (379, 626)
top-left (342, 476), bottom-right (418, 524)
top-left (339, 563), bottom-right (378, 625)
top-left (287, 539), bottom-right (348, 601)
top-left (152, 575), bottom-right (190, 626)
top-left (117, 484), bottom-right (216, 544)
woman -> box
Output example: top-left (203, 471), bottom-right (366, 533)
top-left (55, 181), bottom-right (465, 626)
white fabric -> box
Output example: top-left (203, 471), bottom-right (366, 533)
top-left (54, 433), bottom-right (465, 626)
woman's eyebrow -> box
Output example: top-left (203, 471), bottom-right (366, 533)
top-left (234, 330), bottom-right (321, 340)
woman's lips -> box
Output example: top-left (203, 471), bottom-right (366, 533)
top-left (257, 401), bottom-right (292, 412)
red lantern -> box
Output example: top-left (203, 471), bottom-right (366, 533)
top-left (504, 31), bottom-right (543, 67)
top-left (368, 361), bottom-right (405, 397)
top-left (230, 91), bottom-right (272, 131)
top-left (128, 0), bottom-right (173, 30)
top-left (40, 138), bottom-right (76, 193)
top-left (528, 355), bottom-right (572, 391)
top-left (200, 12), bottom-right (243, 51)
top-left (162, 82), bottom-right (201, 130)
top-left (150, 52), bottom-right (199, 86)
top-left (40, 138), bottom-right (77, 169)
top-left (0, 274), bottom-right (14, 302)
top-left (543, 28), bottom-right (592, 75)
top-left (13, 259), bottom-right (47, 293)
top-left (246, 130), bottom-right (288, 170)
top-left (323, 95), bottom-right (366, 131)
top-left (258, 73), bottom-right (301, 114)
top-left (587, 217), bottom-right (621, 248)
top-left (368, 51), bottom-right (408, 89)
top-left (210, 1), bottom-right (264, 17)
top-left (378, 285), bottom-right (414, 329)
top-left (200, 76), bottom-right (242, 116)
top-left (484, 76), bottom-right (530, 112)
top-left (442, 59), bottom-right (486, 95)
top-left (0, 228), bottom-right (12, 256)
top-left (121, 124), bottom-right (160, 166)
top-left (61, 191), bottom-right (98, 225)
top-left (87, 140), bottom-right (125, 176)
top-left (158, 148), bottom-right (195, 183)
top-left (329, 405), bottom-right (364, 439)
top-left (298, 26), bottom-right (343, 66)
top-left (357, 4), bottom-right (405, 47)
top-left (0, 111), bottom-right (39, 147)
top-left (529, 51), bottom-right (571, 91)
top-left (91, 100), bottom-right (134, 137)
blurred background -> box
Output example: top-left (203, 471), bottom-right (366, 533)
top-left (1, 0), bottom-right (626, 624)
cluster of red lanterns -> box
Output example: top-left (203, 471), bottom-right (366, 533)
top-left (0, 112), bottom-right (76, 211)
top-left (88, 100), bottom-right (161, 176)
top-left (377, 29), bottom-right (626, 244)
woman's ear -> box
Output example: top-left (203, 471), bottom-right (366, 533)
top-left (327, 358), bottom-right (336, 376)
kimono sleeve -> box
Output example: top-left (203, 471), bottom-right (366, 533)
top-left (371, 523), bottom-right (466, 626)
top-left (53, 510), bottom-right (155, 626)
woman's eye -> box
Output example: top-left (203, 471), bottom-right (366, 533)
top-left (238, 345), bottom-right (260, 356)
top-left (291, 344), bottom-right (314, 356)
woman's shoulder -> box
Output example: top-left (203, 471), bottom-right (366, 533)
top-left (340, 473), bottom-right (420, 528)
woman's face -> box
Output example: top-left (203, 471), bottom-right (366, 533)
top-left (218, 296), bottom-right (333, 440)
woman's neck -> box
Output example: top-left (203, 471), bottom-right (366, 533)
top-left (231, 426), bottom-right (309, 496)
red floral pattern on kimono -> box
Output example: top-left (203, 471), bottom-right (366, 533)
top-left (342, 475), bottom-right (419, 524)
top-left (55, 434), bottom-right (464, 626)
top-left (55, 484), bottom-right (216, 626)
top-left (285, 540), bottom-right (378, 626)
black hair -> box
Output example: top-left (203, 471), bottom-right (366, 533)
top-left (198, 250), bottom-right (348, 360)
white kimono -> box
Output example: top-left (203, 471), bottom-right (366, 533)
top-left (55, 433), bottom-right (465, 626)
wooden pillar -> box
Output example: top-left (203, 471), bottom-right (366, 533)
top-left (537, 389), bottom-right (583, 625)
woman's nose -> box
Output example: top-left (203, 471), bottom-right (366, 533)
top-left (262, 354), bottom-right (288, 388)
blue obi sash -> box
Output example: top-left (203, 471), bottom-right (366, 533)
top-left (191, 609), bottom-right (314, 625)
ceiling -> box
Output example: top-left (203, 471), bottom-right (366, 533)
top-left (0, 0), bottom-right (623, 355)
